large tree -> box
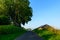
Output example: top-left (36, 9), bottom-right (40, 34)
top-left (0, 0), bottom-right (10, 25)
top-left (0, 0), bottom-right (7, 15)
top-left (2, 0), bottom-right (32, 27)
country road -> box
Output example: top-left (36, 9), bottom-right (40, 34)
top-left (15, 31), bottom-right (43, 40)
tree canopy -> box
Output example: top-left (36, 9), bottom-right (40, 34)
top-left (0, 0), bottom-right (32, 27)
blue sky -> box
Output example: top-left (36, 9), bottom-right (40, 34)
top-left (23, 0), bottom-right (60, 29)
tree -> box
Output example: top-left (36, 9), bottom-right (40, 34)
top-left (0, 0), bottom-right (7, 15)
top-left (0, 0), bottom-right (10, 25)
top-left (3, 0), bottom-right (32, 27)
top-left (0, 15), bottom-right (10, 25)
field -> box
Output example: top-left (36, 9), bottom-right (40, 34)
top-left (0, 25), bottom-right (26, 40)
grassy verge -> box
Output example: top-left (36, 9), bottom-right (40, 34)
top-left (33, 29), bottom-right (60, 40)
top-left (0, 25), bottom-right (27, 40)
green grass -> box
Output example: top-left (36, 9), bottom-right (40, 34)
top-left (0, 32), bottom-right (26, 40)
top-left (33, 29), bottom-right (60, 40)
top-left (0, 25), bottom-right (27, 40)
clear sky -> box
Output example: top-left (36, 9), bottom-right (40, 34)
top-left (23, 0), bottom-right (60, 29)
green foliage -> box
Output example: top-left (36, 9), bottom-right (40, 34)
top-left (0, 32), bottom-right (26, 40)
top-left (0, 25), bottom-right (26, 34)
top-left (0, 15), bottom-right (10, 25)
top-left (0, 25), bottom-right (26, 40)
top-left (0, 0), bottom-right (32, 26)
top-left (33, 24), bottom-right (60, 40)
top-left (0, 0), bottom-right (7, 14)
top-left (34, 29), bottom-right (60, 40)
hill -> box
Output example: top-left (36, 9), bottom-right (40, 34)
top-left (34, 24), bottom-right (60, 34)
top-left (33, 24), bottom-right (60, 40)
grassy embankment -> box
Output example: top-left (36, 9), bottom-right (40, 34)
top-left (33, 25), bottom-right (60, 40)
top-left (0, 25), bottom-right (27, 40)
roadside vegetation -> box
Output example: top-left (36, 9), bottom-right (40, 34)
top-left (33, 24), bottom-right (60, 40)
top-left (0, 0), bottom-right (32, 40)
top-left (0, 25), bottom-right (27, 40)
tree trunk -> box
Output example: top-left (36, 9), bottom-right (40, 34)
top-left (13, 21), bottom-right (21, 27)
top-left (18, 23), bottom-right (21, 27)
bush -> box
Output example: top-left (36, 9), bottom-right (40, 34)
top-left (0, 25), bottom-right (27, 40)
top-left (0, 25), bottom-right (25, 34)
top-left (0, 15), bottom-right (11, 25)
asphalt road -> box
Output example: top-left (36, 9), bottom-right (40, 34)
top-left (15, 31), bottom-right (43, 40)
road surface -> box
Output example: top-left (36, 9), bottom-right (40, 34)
top-left (15, 31), bottom-right (43, 40)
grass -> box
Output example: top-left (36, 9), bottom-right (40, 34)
top-left (0, 25), bottom-right (27, 40)
top-left (0, 32), bottom-right (26, 40)
top-left (33, 29), bottom-right (60, 40)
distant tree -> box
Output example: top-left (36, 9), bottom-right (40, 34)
top-left (27, 28), bottom-right (32, 31)
top-left (3, 0), bottom-right (33, 27)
